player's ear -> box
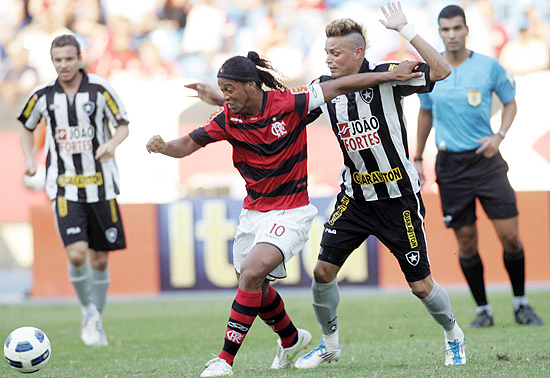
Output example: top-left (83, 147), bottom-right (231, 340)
top-left (355, 47), bottom-right (364, 60)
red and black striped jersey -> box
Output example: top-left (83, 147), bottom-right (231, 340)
top-left (190, 88), bottom-right (311, 211)
top-left (307, 59), bottom-right (433, 202)
top-left (17, 70), bottom-right (129, 203)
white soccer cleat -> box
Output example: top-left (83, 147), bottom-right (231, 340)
top-left (80, 305), bottom-right (108, 347)
top-left (295, 337), bottom-right (341, 369)
top-left (271, 328), bottom-right (312, 369)
top-left (200, 357), bottom-right (233, 377)
top-left (444, 338), bottom-right (466, 366)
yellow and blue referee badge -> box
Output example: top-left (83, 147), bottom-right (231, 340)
top-left (467, 90), bottom-right (481, 107)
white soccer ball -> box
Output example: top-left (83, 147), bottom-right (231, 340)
top-left (4, 327), bottom-right (51, 374)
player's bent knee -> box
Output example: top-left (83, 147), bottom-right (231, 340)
top-left (66, 242), bottom-right (89, 267)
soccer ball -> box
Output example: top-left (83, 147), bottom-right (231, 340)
top-left (4, 327), bottom-right (51, 374)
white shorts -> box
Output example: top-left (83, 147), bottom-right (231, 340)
top-left (233, 203), bottom-right (318, 280)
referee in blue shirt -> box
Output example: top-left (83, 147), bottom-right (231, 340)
top-left (415, 5), bottom-right (544, 328)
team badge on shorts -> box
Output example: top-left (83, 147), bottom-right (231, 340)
top-left (405, 250), bottom-right (420, 266)
top-left (105, 227), bottom-right (118, 243)
top-left (467, 90), bottom-right (481, 107)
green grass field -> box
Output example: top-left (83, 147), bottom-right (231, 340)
top-left (1, 288), bottom-right (548, 378)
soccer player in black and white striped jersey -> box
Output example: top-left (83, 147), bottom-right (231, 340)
top-left (295, 2), bottom-right (467, 368)
top-left (18, 34), bottom-right (129, 347)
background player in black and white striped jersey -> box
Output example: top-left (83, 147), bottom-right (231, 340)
top-left (295, 2), bottom-right (466, 368)
top-left (18, 34), bottom-right (129, 347)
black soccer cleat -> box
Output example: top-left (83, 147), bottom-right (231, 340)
top-left (515, 304), bottom-right (545, 326)
top-left (469, 309), bottom-right (494, 328)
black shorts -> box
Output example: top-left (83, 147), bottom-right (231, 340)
top-left (53, 197), bottom-right (126, 251)
top-left (436, 150), bottom-right (518, 229)
top-left (320, 191), bottom-right (431, 282)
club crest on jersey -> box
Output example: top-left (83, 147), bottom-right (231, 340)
top-left (105, 227), bottom-right (118, 243)
top-left (467, 90), bottom-right (481, 107)
top-left (83, 101), bottom-right (95, 115)
top-left (359, 88), bottom-right (374, 104)
top-left (405, 251), bottom-right (420, 266)
top-left (271, 120), bottom-right (287, 137)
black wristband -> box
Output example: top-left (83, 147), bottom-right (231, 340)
top-left (414, 156), bottom-right (423, 162)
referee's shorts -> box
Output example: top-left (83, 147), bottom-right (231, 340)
top-left (435, 149), bottom-right (518, 229)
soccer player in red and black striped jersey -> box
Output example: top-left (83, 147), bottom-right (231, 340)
top-left (18, 35), bottom-right (129, 347)
top-left (147, 51), bottom-right (421, 377)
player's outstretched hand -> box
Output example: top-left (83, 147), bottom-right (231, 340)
top-left (185, 82), bottom-right (224, 106)
top-left (146, 135), bottom-right (166, 154)
top-left (392, 60), bottom-right (423, 81)
top-left (379, 1), bottom-right (408, 32)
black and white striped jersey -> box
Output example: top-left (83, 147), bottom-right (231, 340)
top-left (17, 70), bottom-right (129, 203)
top-left (308, 59), bottom-right (433, 202)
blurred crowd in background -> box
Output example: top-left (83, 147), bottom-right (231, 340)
top-left (0, 0), bottom-right (549, 132)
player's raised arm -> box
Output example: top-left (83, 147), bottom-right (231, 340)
top-left (380, 1), bottom-right (451, 82)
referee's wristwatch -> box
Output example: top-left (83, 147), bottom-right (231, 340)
top-left (497, 129), bottom-right (506, 138)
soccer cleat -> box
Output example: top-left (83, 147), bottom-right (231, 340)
top-left (80, 306), bottom-right (108, 347)
top-left (200, 357), bottom-right (233, 377)
top-left (97, 328), bottom-right (109, 347)
top-left (515, 304), bottom-right (544, 325)
top-left (270, 328), bottom-right (312, 369)
top-left (443, 338), bottom-right (466, 366)
top-left (295, 337), bottom-right (341, 369)
top-left (469, 309), bottom-right (494, 328)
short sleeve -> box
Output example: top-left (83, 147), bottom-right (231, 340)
top-left (418, 93), bottom-right (433, 110)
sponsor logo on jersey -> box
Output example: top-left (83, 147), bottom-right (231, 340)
top-left (405, 250), bottom-right (420, 266)
top-left (290, 85), bottom-right (308, 94)
top-left (23, 94), bottom-right (38, 118)
top-left (359, 88), bottom-right (374, 104)
top-left (271, 120), bottom-right (287, 137)
top-left (57, 172), bottom-right (104, 188)
top-left (56, 125), bottom-right (95, 154)
top-left (103, 90), bottom-right (120, 116)
top-left (105, 227), bottom-right (118, 243)
top-left (388, 63), bottom-right (398, 71)
top-left (353, 167), bottom-right (403, 186)
top-left (337, 116), bottom-right (381, 152)
top-left (403, 210), bottom-right (419, 248)
top-left (324, 227), bottom-right (337, 234)
top-left (208, 107), bottom-right (224, 122)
